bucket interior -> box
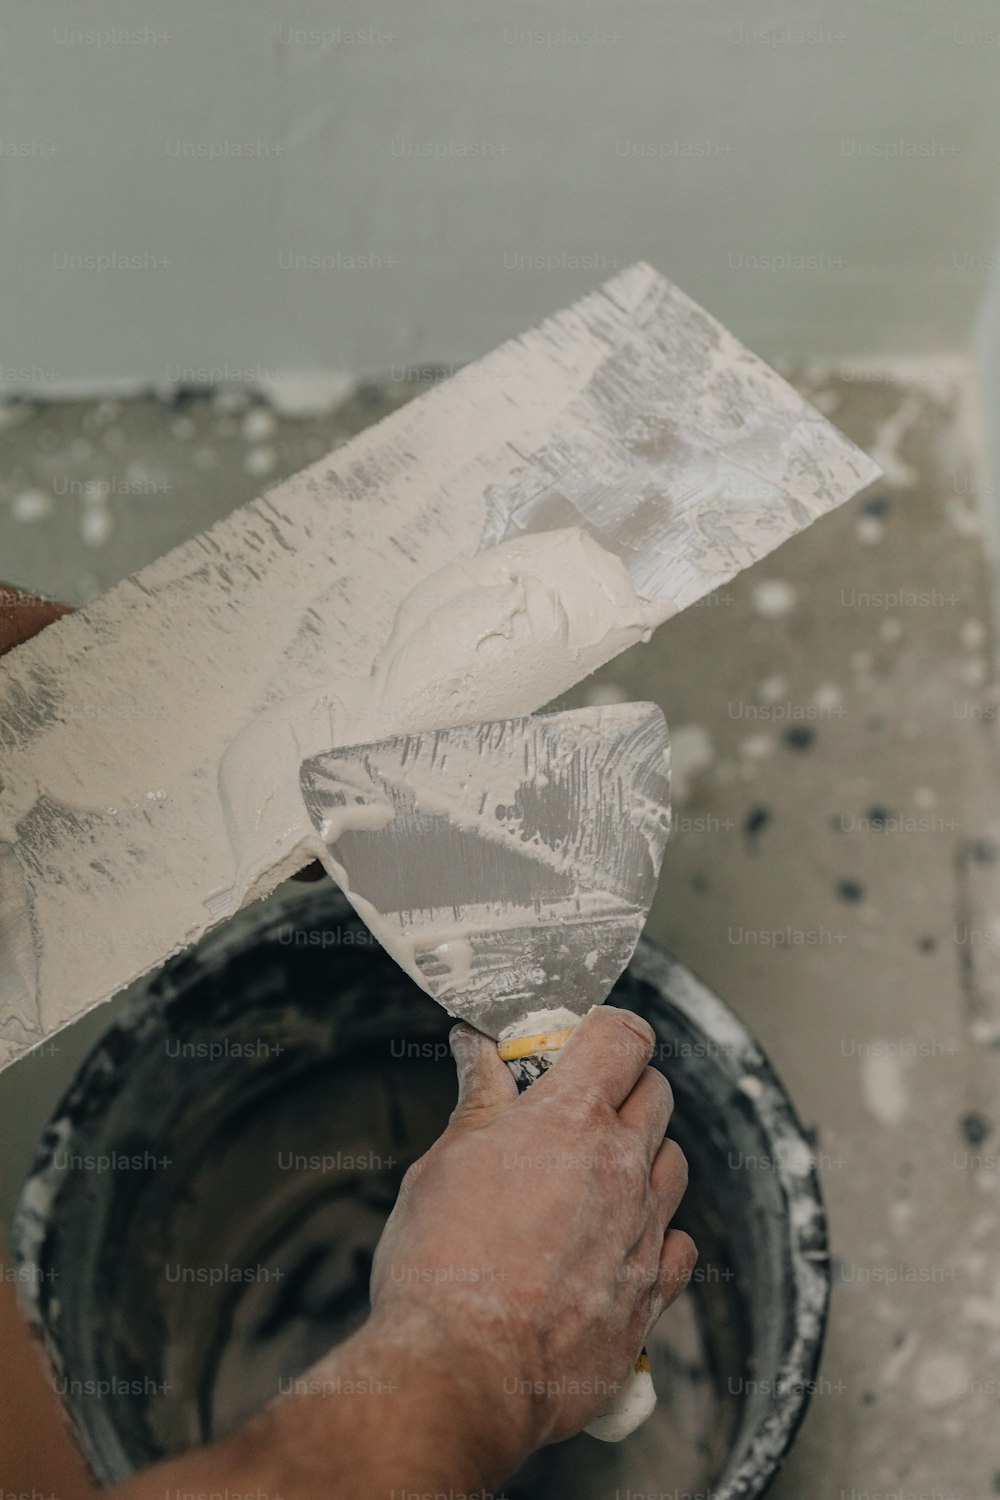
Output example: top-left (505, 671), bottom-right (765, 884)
top-left (15, 885), bottom-right (828, 1499)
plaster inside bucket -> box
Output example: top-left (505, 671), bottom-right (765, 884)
top-left (14, 883), bottom-right (828, 1499)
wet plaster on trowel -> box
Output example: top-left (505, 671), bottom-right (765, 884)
top-left (214, 527), bottom-right (670, 908)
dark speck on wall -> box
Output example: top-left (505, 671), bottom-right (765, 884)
top-left (917, 935), bottom-right (936, 953)
top-left (866, 715), bottom-right (887, 733)
top-left (973, 840), bottom-right (999, 865)
top-left (960, 1111), bottom-right (992, 1146)
top-left (744, 805), bottom-right (771, 841)
top-left (861, 494), bottom-right (891, 518)
top-left (783, 725), bottom-right (815, 752)
top-left (867, 807), bottom-right (891, 828)
top-left (837, 878), bottom-right (865, 904)
top-left (691, 871), bottom-right (709, 895)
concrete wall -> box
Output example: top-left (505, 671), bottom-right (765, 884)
top-left (3, 0), bottom-right (1000, 393)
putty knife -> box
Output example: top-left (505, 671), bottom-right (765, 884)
top-left (299, 702), bottom-right (671, 1441)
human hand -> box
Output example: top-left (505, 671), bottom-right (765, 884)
top-left (368, 1004), bottom-right (696, 1454)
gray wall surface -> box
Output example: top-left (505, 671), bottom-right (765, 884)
top-left (3, 0), bottom-right (1000, 394)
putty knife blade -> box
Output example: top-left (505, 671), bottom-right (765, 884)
top-left (299, 704), bottom-right (671, 1039)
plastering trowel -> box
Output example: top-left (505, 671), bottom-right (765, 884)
top-left (0, 261), bottom-right (879, 1074)
top-left (299, 701), bottom-right (672, 1441)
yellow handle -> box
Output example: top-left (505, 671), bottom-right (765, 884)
top-left (497, 1026), bottom-right (573, 1062)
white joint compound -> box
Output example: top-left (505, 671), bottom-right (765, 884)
top-left (216, 528), bottom-right (669, 907)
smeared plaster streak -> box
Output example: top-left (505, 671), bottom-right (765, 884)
top-left (216, 529), bottom-right (666, 907)
top-left (0, 262), bottom-right (877, 1068)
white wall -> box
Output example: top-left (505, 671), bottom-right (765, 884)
top-left (3, 0), bottom-right (1000, 393)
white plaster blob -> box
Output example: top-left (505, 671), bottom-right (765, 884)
top-left (867, 395), bottom-right (922, 489)
top-left (740, 734), bottom-right (774, 761)
top-left (813, 682), bottom-right (842, 712)
top-left (667, 725), bottom-right (715, 805)
top-left (217, 527), bottom-right (670, 905)
top-left (241, 408), bottom-right (278, 443)
top-left (913, 1351), bottom-right (969, 1407)
top-left (759, 675), bottom-right (789, 704)
top-left (860, 1047), bottom-right (910, 1127)
top-left (499, 1005), bottom-right (585, 1043)
top-left (751, 579), bottom-right (797, 619)
top-left (80, 502), bottom-right (113, 549)
top-left (244, 446), bottom-right (277, 478)
top-left (11, 489), bottom-right (54, 523)
top-left (855, 516), bottom-right (884, 545)
top-left (584, 681), bottom-right (629, 707)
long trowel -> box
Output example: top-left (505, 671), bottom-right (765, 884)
top-left (299, 702), bottom-right (671, 1442)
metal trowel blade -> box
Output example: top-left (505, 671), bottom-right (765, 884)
top-left (299, 704), bottom-right (670, 1039)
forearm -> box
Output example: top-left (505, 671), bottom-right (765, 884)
top-left (111, 1309), bottom-right (531, 1500)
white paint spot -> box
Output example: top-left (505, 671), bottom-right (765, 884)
top-left (879, 618), bottom-right (903, 643)
top-left (961, 619), bottom-right (986, 650)
top-left (914, 787), bottom-right (937, 809)
top-left (670, 724), bottom-right (715, 804)
top-left (752, 579), bottom-right (797, 619)
top-left (11, 488), bottom-right (53, 522)
top-left (759, 674), bottom-right (789, 703)
top-left (861, 1048), bottom-right (909, 1127)
top-left (737, 1074), bottom-right (764, 1100)
top-left (888, 1199), bottom-right (913, 1235)
top-left (242, 407), bottom-right (277, 443)
top-left (913, 1352), bottom-right (968, 1407)
top-left (214, 388), bottom-right (250, 414)
top-left (80, 504), bottom-right (113, 548)
top-left (125, 460), bottom-right (159, 489)
top-left (946, 495), bottom-right (982, 538)
top-left (867, 394), bottom-right (921, 488)
top-left (584, 681), bottom-right (628, 707)
top-left (962, 1295), bottom-right (1000, 1332)
top-left (740, 733), bottom-right (774, 760)
top-left (260, 370), bottom-right (354, 416)
top-left (814, 682), bottom-right (842, 711)
top-left (856, 516), bottom-right (884, 545)
top-left (171, 416), bottom-right (196, 441)
top-left (244, 445), bottom-right (277, 478)
top-left (961, 657), bottom-right (987, 687)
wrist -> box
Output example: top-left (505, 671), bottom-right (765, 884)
top-left (356, 1301), bottom-right (543, 1475)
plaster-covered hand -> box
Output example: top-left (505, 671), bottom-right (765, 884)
top-left (368, 1005), bottom-right (696, 1452)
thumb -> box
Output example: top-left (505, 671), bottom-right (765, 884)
top-left (449, 1023), bottom-right (518, 1125)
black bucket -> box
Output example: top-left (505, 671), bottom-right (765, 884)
top-left (14, 882), bottom-right (829, 1498)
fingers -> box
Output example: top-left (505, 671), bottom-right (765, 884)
top-left (448, 1023), bottom-right (518, 1125)
top-left (618, 1068), bottom-right (674, 1155)
top-left (650, 1137), bottom-right (688, 1225)
top-left (658, 1229), bottom-right (698, 1313)
top-left (0, 585), bottom-right (72, 657)
top-left (542, 1006), bottom-right (655, 1111)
